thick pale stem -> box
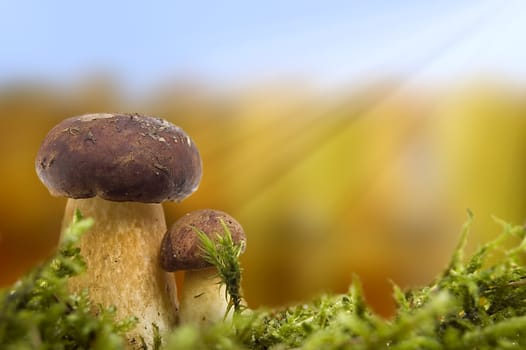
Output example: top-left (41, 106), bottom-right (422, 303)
top-left (62, 197), bottom-right (177, 348)
top-left (179, 268), bottom-right (231, 325)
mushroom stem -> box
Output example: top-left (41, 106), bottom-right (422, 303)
top-left (179, 268), bottom-right (231, 325)
top-left (62, 197), bottom-right (177, 348)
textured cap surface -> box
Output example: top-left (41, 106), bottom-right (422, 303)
top-left (35, 113), bottom-right (202, 203)
top-left (160, 209), bottom-right (246, 271)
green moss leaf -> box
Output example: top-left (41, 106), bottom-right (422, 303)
top-left (195, 219), bottom-right (245, 315)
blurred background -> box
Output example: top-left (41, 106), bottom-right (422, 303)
top-left (2, 0), bottom-right (526, 317)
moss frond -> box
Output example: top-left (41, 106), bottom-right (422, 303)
top-left (195, 220), bottom-right (245, 315)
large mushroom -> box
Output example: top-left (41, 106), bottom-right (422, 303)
top-left (35, 113), bottom-right (202, 347)
top-left (160, 209), bottom-right (246, 325)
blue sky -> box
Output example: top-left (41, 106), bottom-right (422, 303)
top-left (0, 1), bottom-right (525, 92)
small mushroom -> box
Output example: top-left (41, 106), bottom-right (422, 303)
top-left (35, 113), bottom-right (202, 347)
top-left (160, 209), bottom-right (246, 325)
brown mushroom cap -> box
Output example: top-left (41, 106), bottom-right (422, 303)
top-left (160, 209), bottom-right (246, 271)
top-left (35, 113), bottom-right (202, 203)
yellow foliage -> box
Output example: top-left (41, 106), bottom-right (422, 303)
top-left (1, 79), bottom-right (526, 316)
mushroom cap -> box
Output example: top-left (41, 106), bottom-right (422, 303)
top-left (35, 113), bottom-right (202, 203)
top-left (160, 209), bottom-right (246, 271)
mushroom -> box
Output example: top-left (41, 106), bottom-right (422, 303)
top-left (160, 209), bottom-right (246, 325)
top-left (35, 113), bottom-right (202, 347)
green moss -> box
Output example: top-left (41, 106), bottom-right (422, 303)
top-left (165, 212), bottom-right (526, 350)
top-left (195, 219), bottom-right (246, 315)
top-left (2, 211), bottom-right (526, 349)
top-left (0, 211), bottom-right (136, 349)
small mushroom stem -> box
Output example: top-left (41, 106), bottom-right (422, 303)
top-left (61, 197), bottom-right (178, 349)
top-left (179, 268), bottom-right (231, 325)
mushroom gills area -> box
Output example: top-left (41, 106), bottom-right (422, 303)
top-left (179, 268), bottom-right (231, 325)
top-left (61, 197), bottom-right (177, 348)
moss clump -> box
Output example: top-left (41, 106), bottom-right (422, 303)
top-left (2, 211), bottom-right (526, 349)
top-left (0, 211), bottom-right (137, 349)
top-left (165, 211), bottom-right (526, 350)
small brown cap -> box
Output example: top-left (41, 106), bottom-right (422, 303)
top-left (35, 113), bottom-right (202, 203)
top-left (160, 209), bottom-right (246, 271)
